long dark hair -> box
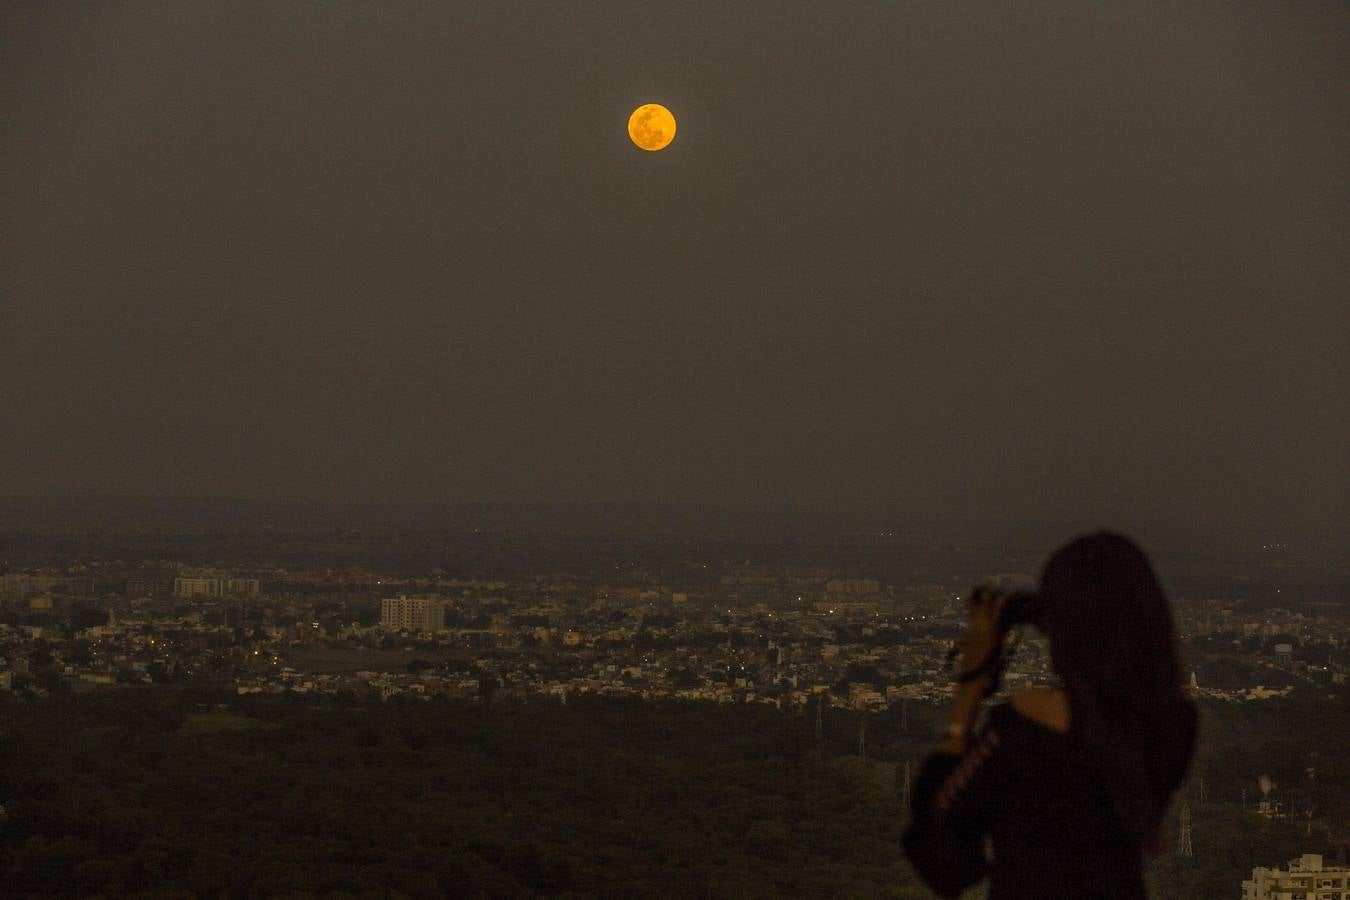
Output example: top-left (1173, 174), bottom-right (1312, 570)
top-left (1038, 532), bottom-right (1196, 852)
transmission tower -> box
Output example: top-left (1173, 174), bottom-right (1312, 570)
top-left (858, 716), bottom-right (866, 763)
top-left (901, 698), bottom-right (909, 733)
top-left (901, 759), bottom-right (912, 807)
top-left (1198, 778), bottom-right (1208, 805)
top-left (814, 694), bottom-right (824, 755)
top-left (1177, 802), bottom-right (1193, 858)
top-left (1241, 788), bottom-right (1248, 811)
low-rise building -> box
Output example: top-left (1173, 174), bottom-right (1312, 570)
top-left (1243, 854), bottom-right (1350, 900)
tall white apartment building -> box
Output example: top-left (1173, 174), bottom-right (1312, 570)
top-left (175, 577), bottom-right (219, 598)
top-left (174, 576), bottom-right (262, 597)
top-left (227, 578), bottom-right (261, 596)
top-left (380, 595), bottom-right (446, 633)
top-left (1243, 854), bottom-right (1350, 900)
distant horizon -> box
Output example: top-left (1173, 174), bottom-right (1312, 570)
top-left (1, 492), bottom-right (1343, 555)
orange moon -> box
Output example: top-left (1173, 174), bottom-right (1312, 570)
top-left (628, 103), bottom-right (676, 151)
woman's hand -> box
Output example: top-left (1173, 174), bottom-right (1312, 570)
top-left (957, 585), bottom-right (1008, 684)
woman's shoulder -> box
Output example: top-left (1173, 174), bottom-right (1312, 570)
top-left (999, 686), bottom-right (1071, 735)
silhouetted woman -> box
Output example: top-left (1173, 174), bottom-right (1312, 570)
top-left (902, 532), bottom-right (1197, 898)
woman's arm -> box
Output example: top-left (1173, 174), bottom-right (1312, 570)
top-left (904, 716), bottom-right (1005, 897)
top-left (939, 677), bottom-right (994, 754)
top-left (901, 587), bottom-right (1009, 896)
top-left (942, 586), bottom-right (1006, 751)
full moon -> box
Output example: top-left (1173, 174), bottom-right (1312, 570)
top-left (628, 103), bottom-right (676, 151)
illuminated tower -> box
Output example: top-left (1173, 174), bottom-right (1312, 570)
top-left (1177, 802), bottom-right (1193, 857)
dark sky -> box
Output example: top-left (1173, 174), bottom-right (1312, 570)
top-left (2, 2), bottom-right (1346, 534)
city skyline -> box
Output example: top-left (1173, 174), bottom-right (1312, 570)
top-left (0, 520), bottom-right (1344, 896)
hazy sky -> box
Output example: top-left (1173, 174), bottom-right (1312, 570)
top-left (2, 2), bottom-right (1346, 533)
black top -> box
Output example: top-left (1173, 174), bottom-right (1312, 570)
top-left (902, 703), bottom-right (1147, 899)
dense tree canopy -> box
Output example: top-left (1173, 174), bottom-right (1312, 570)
top-left (0, 689), bottom-right (1344, 898)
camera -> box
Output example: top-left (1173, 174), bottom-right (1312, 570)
top-left (946, 589), bottom-right (1042, 686)
top-left (998, 590), bottom-right (1040, 630)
